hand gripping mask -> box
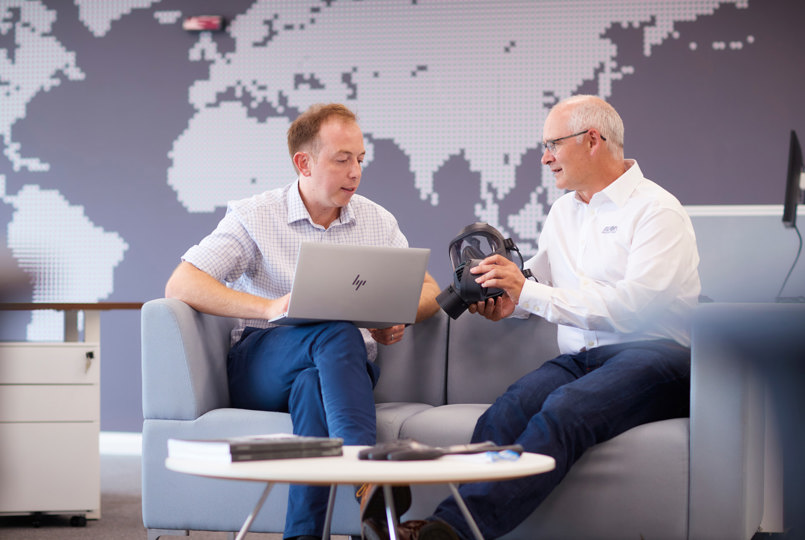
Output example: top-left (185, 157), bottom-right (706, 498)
top-left (436, 222), bottom-right (531, 319)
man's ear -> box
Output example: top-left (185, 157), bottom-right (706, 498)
top-left (588, 129), bottom-right (606, 149)
top-left (293, 152), bottom-right (312, 176)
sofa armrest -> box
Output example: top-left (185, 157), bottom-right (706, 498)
top-left (141, 298), bottom-right (236, 420)
top-left (689, 303), bottom-right (805, 539)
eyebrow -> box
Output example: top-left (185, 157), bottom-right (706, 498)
top-left (334, 150), bottom-right (365, 158)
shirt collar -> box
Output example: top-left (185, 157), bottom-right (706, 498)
top-left (588, 159), bottom-right (642, 208)
top-left (286, 178), bottom-right (356, 227)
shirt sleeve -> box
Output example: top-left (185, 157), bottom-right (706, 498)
top-left (517, 206), bottom-right (699, 334)
top-left (181, 205), bottom-right (258, 283)
top-left (381, 208), bottom-right (408, 249)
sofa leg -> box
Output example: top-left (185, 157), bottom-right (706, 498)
top-left (146, 529), bottom-right (189, 540)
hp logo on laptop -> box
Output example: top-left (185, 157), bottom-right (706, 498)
top-left (352, 275), bottom-right (367, 291)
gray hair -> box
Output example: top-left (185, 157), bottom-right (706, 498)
top-left (556, 95), bottom-right (624, 155)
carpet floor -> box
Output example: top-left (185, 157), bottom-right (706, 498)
top-left (0, 454), bottom-right (349, 540)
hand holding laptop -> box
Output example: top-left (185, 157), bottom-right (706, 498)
top-left (369, 324), bottom-right (405, 345)
top-left (267, 294), bottom-right (291, 321)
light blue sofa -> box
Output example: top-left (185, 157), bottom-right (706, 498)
top-left (141, 299), bottom-right (795, 540)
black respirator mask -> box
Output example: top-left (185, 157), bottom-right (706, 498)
top-left (436, 222), bottom-right (531, 319)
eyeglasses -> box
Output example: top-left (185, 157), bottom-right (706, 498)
top-left (542, 129), bottom-right (606, 155)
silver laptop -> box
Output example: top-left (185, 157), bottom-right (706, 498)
top-left (269, 242), bottom-right (430, 328)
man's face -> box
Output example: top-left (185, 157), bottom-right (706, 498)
top-left (540, 108), bottom-right (588, 193)
top-left (305, 118), bottom-right (365, 212)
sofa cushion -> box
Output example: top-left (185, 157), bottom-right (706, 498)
top-left (398, 403), bottom-right (488, 446)
top-left (374, 311), bottom-right (449, 406)
top-left (446, 314), bottom-right (559, 404)
top-left (376, 402), bottom-right (435, 441)
top-left (519, 418), bottom-right (690, 540)
top-left (401, 417), bottom-right (690, 540)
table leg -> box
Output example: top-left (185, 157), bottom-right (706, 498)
top-left (447, 483), bottom-right (484, 540)
top-left (321, 484), bottom-right (337, 540)
top-left (235, 482), bottom-right (274, 540)
top-left (382, 484), bottom-right (400, 540)
top-left (64, 310), bottom-right (79, 342)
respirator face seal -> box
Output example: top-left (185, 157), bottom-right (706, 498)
top-left (447, 222), bottom-right (509, 270)
top-left (437, 222), bottom-right (525, 319)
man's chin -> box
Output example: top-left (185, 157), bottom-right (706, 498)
top-left (335, 192), bottom-right (354, 205)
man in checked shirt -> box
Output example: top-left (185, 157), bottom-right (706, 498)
top-left (165, 103), bottom-right (440, 540)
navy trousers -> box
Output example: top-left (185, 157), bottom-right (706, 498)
top-left (432, 340), bottom-right (691, 540)
top-left (227, 322), bottom-right (378, 539)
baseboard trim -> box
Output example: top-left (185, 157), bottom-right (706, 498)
top-left (100, 431), bottom-right (142, 456)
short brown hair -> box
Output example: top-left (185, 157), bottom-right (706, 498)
top-left (287, 103), bottom-right (358, 167)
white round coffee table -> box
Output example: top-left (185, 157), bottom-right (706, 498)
top-left (166, 445), bottom-right (555, 540)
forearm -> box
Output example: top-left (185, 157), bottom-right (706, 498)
top-left (415, 271), bottom-right (441, 322)
top-left (165, 261), bottom-right (277, 320)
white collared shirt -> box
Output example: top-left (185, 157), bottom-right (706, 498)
top-left (516, 160), bottom-right (701, 353)
top-left (182, 178), bottom-right (407, 351)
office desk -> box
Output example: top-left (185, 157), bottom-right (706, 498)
top-left (0, 302), bottom-right (143, 341)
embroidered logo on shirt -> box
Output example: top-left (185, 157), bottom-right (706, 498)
top-left (601, 225), bottom-right (618, 234)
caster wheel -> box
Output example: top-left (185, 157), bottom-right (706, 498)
top-left (70, 515), bottom-right (87, 527)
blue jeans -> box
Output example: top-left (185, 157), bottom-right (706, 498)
top-left (227, 322), bottom-right (379, 539)
top-left (432, 340), bottom-right (691, 540)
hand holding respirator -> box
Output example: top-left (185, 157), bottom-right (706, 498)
top-left (436, 222), bottom-right (532, 319)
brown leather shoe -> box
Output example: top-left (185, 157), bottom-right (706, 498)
top-left (358, 483), bottom-right (412, 524)
top-left (362, 518), bottom-right (460, 540)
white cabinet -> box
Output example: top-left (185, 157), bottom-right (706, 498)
top-left (0, 341), bottom-right (101, 520)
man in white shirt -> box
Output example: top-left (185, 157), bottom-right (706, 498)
top-left (362, 95), bottom-right (700, 540)
top-left (166, 103), bottom-right (439, 540)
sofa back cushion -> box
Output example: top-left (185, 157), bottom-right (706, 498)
top-left (374, 310), bottom-right (449, 406)
top-left (446, 314), bottom-right (559, 404)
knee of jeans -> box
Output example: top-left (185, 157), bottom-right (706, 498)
top-left (291, 367), bottom-right (321, 396)
top-left (314, 321), bottom-right (366, 357)
top-left (541, 387), bottom-right (594, 434)
top-left (325, 320), bottom-right (363, 342)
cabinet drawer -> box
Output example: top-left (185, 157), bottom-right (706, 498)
top-left (0, 343), bottom-right (99, 384)
top-left (0, 385), bottom-right (99, 422)
top-left (0, 422), bottom-right (99, 513)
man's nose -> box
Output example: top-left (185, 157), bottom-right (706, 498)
top-left (541, 147), bottom-right (554, 165)
top-left (350, 158), bottom-right (362, 177)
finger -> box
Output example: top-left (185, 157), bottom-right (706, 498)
top-left (371, 328), bottom-right (391, 343)
top-left (477, 298), bottom-right (493, 317)
top-left (474, 269), bottom-right (495, 286)
top-left (477, 274), bottom-right (502, 289)
top-left (493, 297), bottom-right (505, 318)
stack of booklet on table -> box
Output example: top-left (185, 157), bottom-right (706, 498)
top-left (167, 434), bottom-right (343, 462)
